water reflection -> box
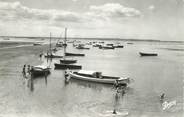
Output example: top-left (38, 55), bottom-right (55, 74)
top-left (22, 72), bottom-right (50, 92)
top-left (69, 79), bottom-right (112, 91)
top-left (113, 87), bottom-right (126, 115)
top-left (23, 76), bottom-right (34, 92)
top-left (29, 77), bottom-right (34, 92)
top-left (44, 73), bottom-right (48, 86)
top-left (64, 70), bottom-right (70, 85)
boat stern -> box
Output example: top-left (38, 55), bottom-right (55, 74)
top-left (117, 77), bottom-right (130, 84)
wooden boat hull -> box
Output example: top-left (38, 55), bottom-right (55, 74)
top-left (76, 47), bottom-right (90, 49)
top-left (60, 59), bottom-right (77, 64)
top-left (33, 43), bottom-right (42, 46)
top-left (139, 52), bottom-right (158, 56)
top-left (65, 52), bottom-right (85, 56)
top-left (44, 55), bottom-right (63, 58)
top-left (113, 45), bottom-right (124, 48)
top-left (31, 69), bottom-right (50, 77)
top-left (54, 63), bottom-right (82, 69)
top-left (69, 72), bottom-right (129, 85)
top-left (99, 46), bottom-right (115, 49)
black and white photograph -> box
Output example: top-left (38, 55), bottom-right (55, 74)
top-left (0, 0), bottom-right (183, 117)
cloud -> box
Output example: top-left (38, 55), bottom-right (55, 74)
top-left (148, 5), bottom-right (155, 11)
top-left (89, 3), bottom-right (141, 19)
top-left (0, 2), bottom-right (141, 23)
top-left (72, 0), bottom-right (78, 2)
top-left (0, 1), bottom-right (51, 21)
top-left (0, 1), bottom-right (144, 37)
top-left (0, 1), bottom-right (83, 22)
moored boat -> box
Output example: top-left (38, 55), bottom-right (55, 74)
top-left (139, 52), bottom-right (158, 56)
top-left (31, 65), bottom-right (51, 77)
top-left (54, 63), bottom-right (82, 69)
top-left (65, 52), bottom-right (85, 56)
top-left (127, 42), bottom-right (134, 44)
top-left (60, 59), bottom-right (77, 64)
top-left (76, 44), bottom-right (90, 49)
top-left (113, 45), bottom-right (124, 48)
top-left (44, 54), bottom-right (63, 58)
top-left (33, 43), bottom-right (42, 46)
top-left (45, 33), bottom-right (63, 58)
top-left (54, 28), bottom-right (82, 69)
top-left (99, 45), bottom-right (115, 49)
top-left (69, 70), bottom-right (130, 85)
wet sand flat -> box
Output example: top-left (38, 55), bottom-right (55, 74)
top-left (0, 40), bottom-right (183, 117)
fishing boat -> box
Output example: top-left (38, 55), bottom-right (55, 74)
top-left (33, 42), bottom-right (42, 46)
top-left (31, 65), bottom-right (51, 77)
top-left (56, 43), bottom-right (63, 47)
top-left (113, 44), bottom-right (124, 48)
top-left (55, 36), bottom-right (66, 47)
top-left (106, 43), bottom-right (114, 46)
top-left (54, 63), bottom-right (82, 69)
top-left (69, 70), bottom-right (130, 85)
top-left (60, 31), bottom-right (77, 64)
top-left (54, 28), bottom-right (82, 69)
top-left (45, 33), bottom-right (63, 58)
top-left (65, 52), bottom-right (85, 56)
top-left (93, 43), bottom-right (102, 47)
top-left (99, 45), bottom-right (115, 49)
top-left (127, 42), bottom-right (133, 44)
top-left (139, 52), bottom-right (158, 56)
top-left (60, 59), bottom-right (77, 64)
top-left (76, 44), bottom-right (90, 49)
top-left (44, 54), bottom-right (63, 58)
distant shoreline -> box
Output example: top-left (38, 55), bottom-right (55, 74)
top-left (0, 36), bottom-right (183, 43)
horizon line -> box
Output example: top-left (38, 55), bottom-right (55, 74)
top-left (0, 35), bottom-right (183, 43)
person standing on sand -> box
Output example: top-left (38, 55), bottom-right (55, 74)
top-left (113, 90), bottom-right (120, 114)
top-left (39, 53), bottom-right (42, 58)
top-left (27, 65), bottom-right (31, 74)
top-left (22, 64), bottom-right (26, 78)
top-left (161, 93), bottom-right (165, 100)
top-left (113, 80), bottom-right (119, 89)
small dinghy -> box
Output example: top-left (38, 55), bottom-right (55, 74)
top-left (69, 70), bottom-right (130, 85)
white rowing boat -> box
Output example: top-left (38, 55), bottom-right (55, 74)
top-left (69, 70), bottom-right (130, 85)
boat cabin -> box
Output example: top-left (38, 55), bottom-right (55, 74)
top-left (77, 70), bottom-right (102, 78)
top-left (33, 65), bottom-right (50, 71)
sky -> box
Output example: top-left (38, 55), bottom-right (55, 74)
top-left (0, 0), bottom-right (183, 41)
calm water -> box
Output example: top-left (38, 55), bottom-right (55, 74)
top-left (0, 39), bottom-right (183, 117)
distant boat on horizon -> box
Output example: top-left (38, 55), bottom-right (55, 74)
top-left (127, 42), bottom-right (134, 44)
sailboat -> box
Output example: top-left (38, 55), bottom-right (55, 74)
top-left (45, 33), bottom-right (63, 58)
top-left (56, 34), bottom-right (66, 47)
top-left (54, 28), bottom-right (82, 69)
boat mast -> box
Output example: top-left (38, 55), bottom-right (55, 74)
top-left (63, 28), bottom-right (67, 59)
top-left (50, 32), bottom-right (52, 55)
